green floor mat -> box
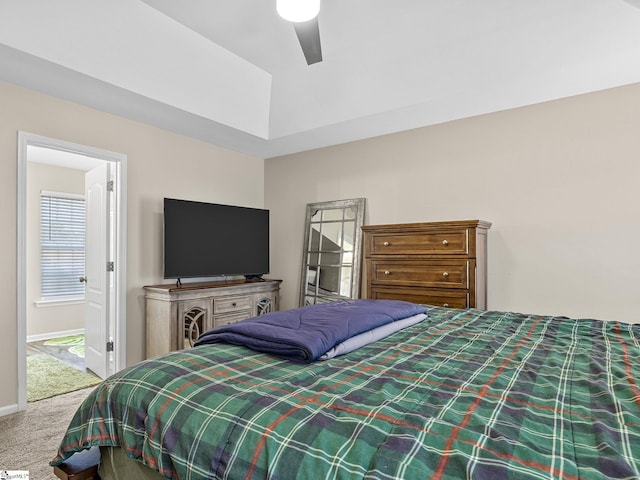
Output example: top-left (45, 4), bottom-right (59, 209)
top-left (27, 354), bottom-right (101, 402)
top-left (44, 333), bottom-right (85, 346)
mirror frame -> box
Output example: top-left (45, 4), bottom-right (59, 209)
top-left (299, 198), bottom-right (366, 306)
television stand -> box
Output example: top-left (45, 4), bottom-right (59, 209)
top-left (144, 278), bottom-right (281, 358)
top-left (243, 274), bottom-right (264, 281)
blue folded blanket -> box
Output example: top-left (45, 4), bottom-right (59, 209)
top-left (195, 299), bottom-right (427, 363)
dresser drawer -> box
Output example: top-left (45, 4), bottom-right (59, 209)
top-left (214, 310), bottom-right (252, 327)
top-left (368, 230), bottom-right (468, 256)
top-left (214, 295), bottom-right (252, 314)
top-left (369, 259), bottom-right (470, 289)
top-left (369, 286), bottom-right (469, 309)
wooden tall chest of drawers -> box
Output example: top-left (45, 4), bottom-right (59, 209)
top-left (362, 220), bottom-right (491, 309)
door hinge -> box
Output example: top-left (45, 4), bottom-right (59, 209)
top-left (107, 261), bottom-right (115, 272)
top-left (107, 180), bottom-right (114, 192)
top-left (106, 340), bottom-right (114, 352)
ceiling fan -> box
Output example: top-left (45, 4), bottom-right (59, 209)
top-left (277, 0), bottom-right (323, 65)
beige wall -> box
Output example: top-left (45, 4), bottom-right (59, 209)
top-left (1, 81), bottom-right (264, 412)
top-left (266, 83), bottom-right (640, 324)
top-left (26, 162), bottom-right (85, 338)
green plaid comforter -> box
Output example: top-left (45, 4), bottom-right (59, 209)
top-left (52, 308), bottom-right (640, 479)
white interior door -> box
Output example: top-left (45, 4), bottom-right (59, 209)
top-left (84, 163), bottom-right (111, 379)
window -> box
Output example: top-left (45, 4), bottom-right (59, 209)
top-left (40, 191), bottom-right (85, 299)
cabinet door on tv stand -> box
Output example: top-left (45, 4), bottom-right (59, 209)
top-left (178, 299), bottom-right (213, 349)
top-left (254, 291), bottom-right (278, 316)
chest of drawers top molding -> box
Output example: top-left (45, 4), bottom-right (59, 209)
top-left (362, 220), bottom-right (491, 309)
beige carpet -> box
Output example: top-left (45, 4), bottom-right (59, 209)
top-left (0, 387), bottom-right (94, 479)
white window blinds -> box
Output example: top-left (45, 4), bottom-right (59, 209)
top-left (40, 191), bottom-right (86, 298)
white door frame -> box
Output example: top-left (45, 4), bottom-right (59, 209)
top-left (16, 131), bottom-right (127, 411)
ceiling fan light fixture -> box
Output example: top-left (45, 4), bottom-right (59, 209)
top-left (277, 0), bottom-right (320, 23)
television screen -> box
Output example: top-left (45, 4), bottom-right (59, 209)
top-left (163, 198), bottom-right (269, 279)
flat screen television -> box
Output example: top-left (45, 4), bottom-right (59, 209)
top-left (163, 198), bottom-right (269, 281)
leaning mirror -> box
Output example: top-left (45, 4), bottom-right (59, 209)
top-left (299, 198), bottom-right (366, 306)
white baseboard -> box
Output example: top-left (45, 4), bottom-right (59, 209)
top-left (27, 328), bottom-right (84, 344)
top-left (0, 403), bottom-right (20, 417)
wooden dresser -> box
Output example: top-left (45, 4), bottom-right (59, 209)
top-left (362, 220), bottom-right (491, 309)
top-left (144, 279), bottom-right (281, 358)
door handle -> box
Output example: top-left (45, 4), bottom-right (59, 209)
top-left (79, 276), bottom-right (87, 283)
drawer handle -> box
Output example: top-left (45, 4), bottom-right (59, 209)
top-left (384, 270), bottom-right (391, 276)
top-left (443, 303), bottom-right (449, 308)
top-left (442, 271), bottom-right (449, 278)
top-left (232, 302), bottom-right (237, 307)
top-left (383, 241), bottom-right (390, 247)
top-left (442, 240), bottom-right (449, 246)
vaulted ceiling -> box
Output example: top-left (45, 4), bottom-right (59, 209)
top-left (2, 0), bottom-right (640, 159)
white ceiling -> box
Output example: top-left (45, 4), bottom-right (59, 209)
top-left (27, 145), bottom-right (104, 171)
top-left (2, 0), bottom-right (640, 159)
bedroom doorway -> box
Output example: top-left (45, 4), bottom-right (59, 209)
top-left (16, 132), bottom-right (128, 411)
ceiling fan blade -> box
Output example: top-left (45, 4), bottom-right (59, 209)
top-left (293, 17), bottom-right (323, 65)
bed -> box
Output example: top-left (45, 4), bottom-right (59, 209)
top-left (51, 302), bottom-right (640, 479)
